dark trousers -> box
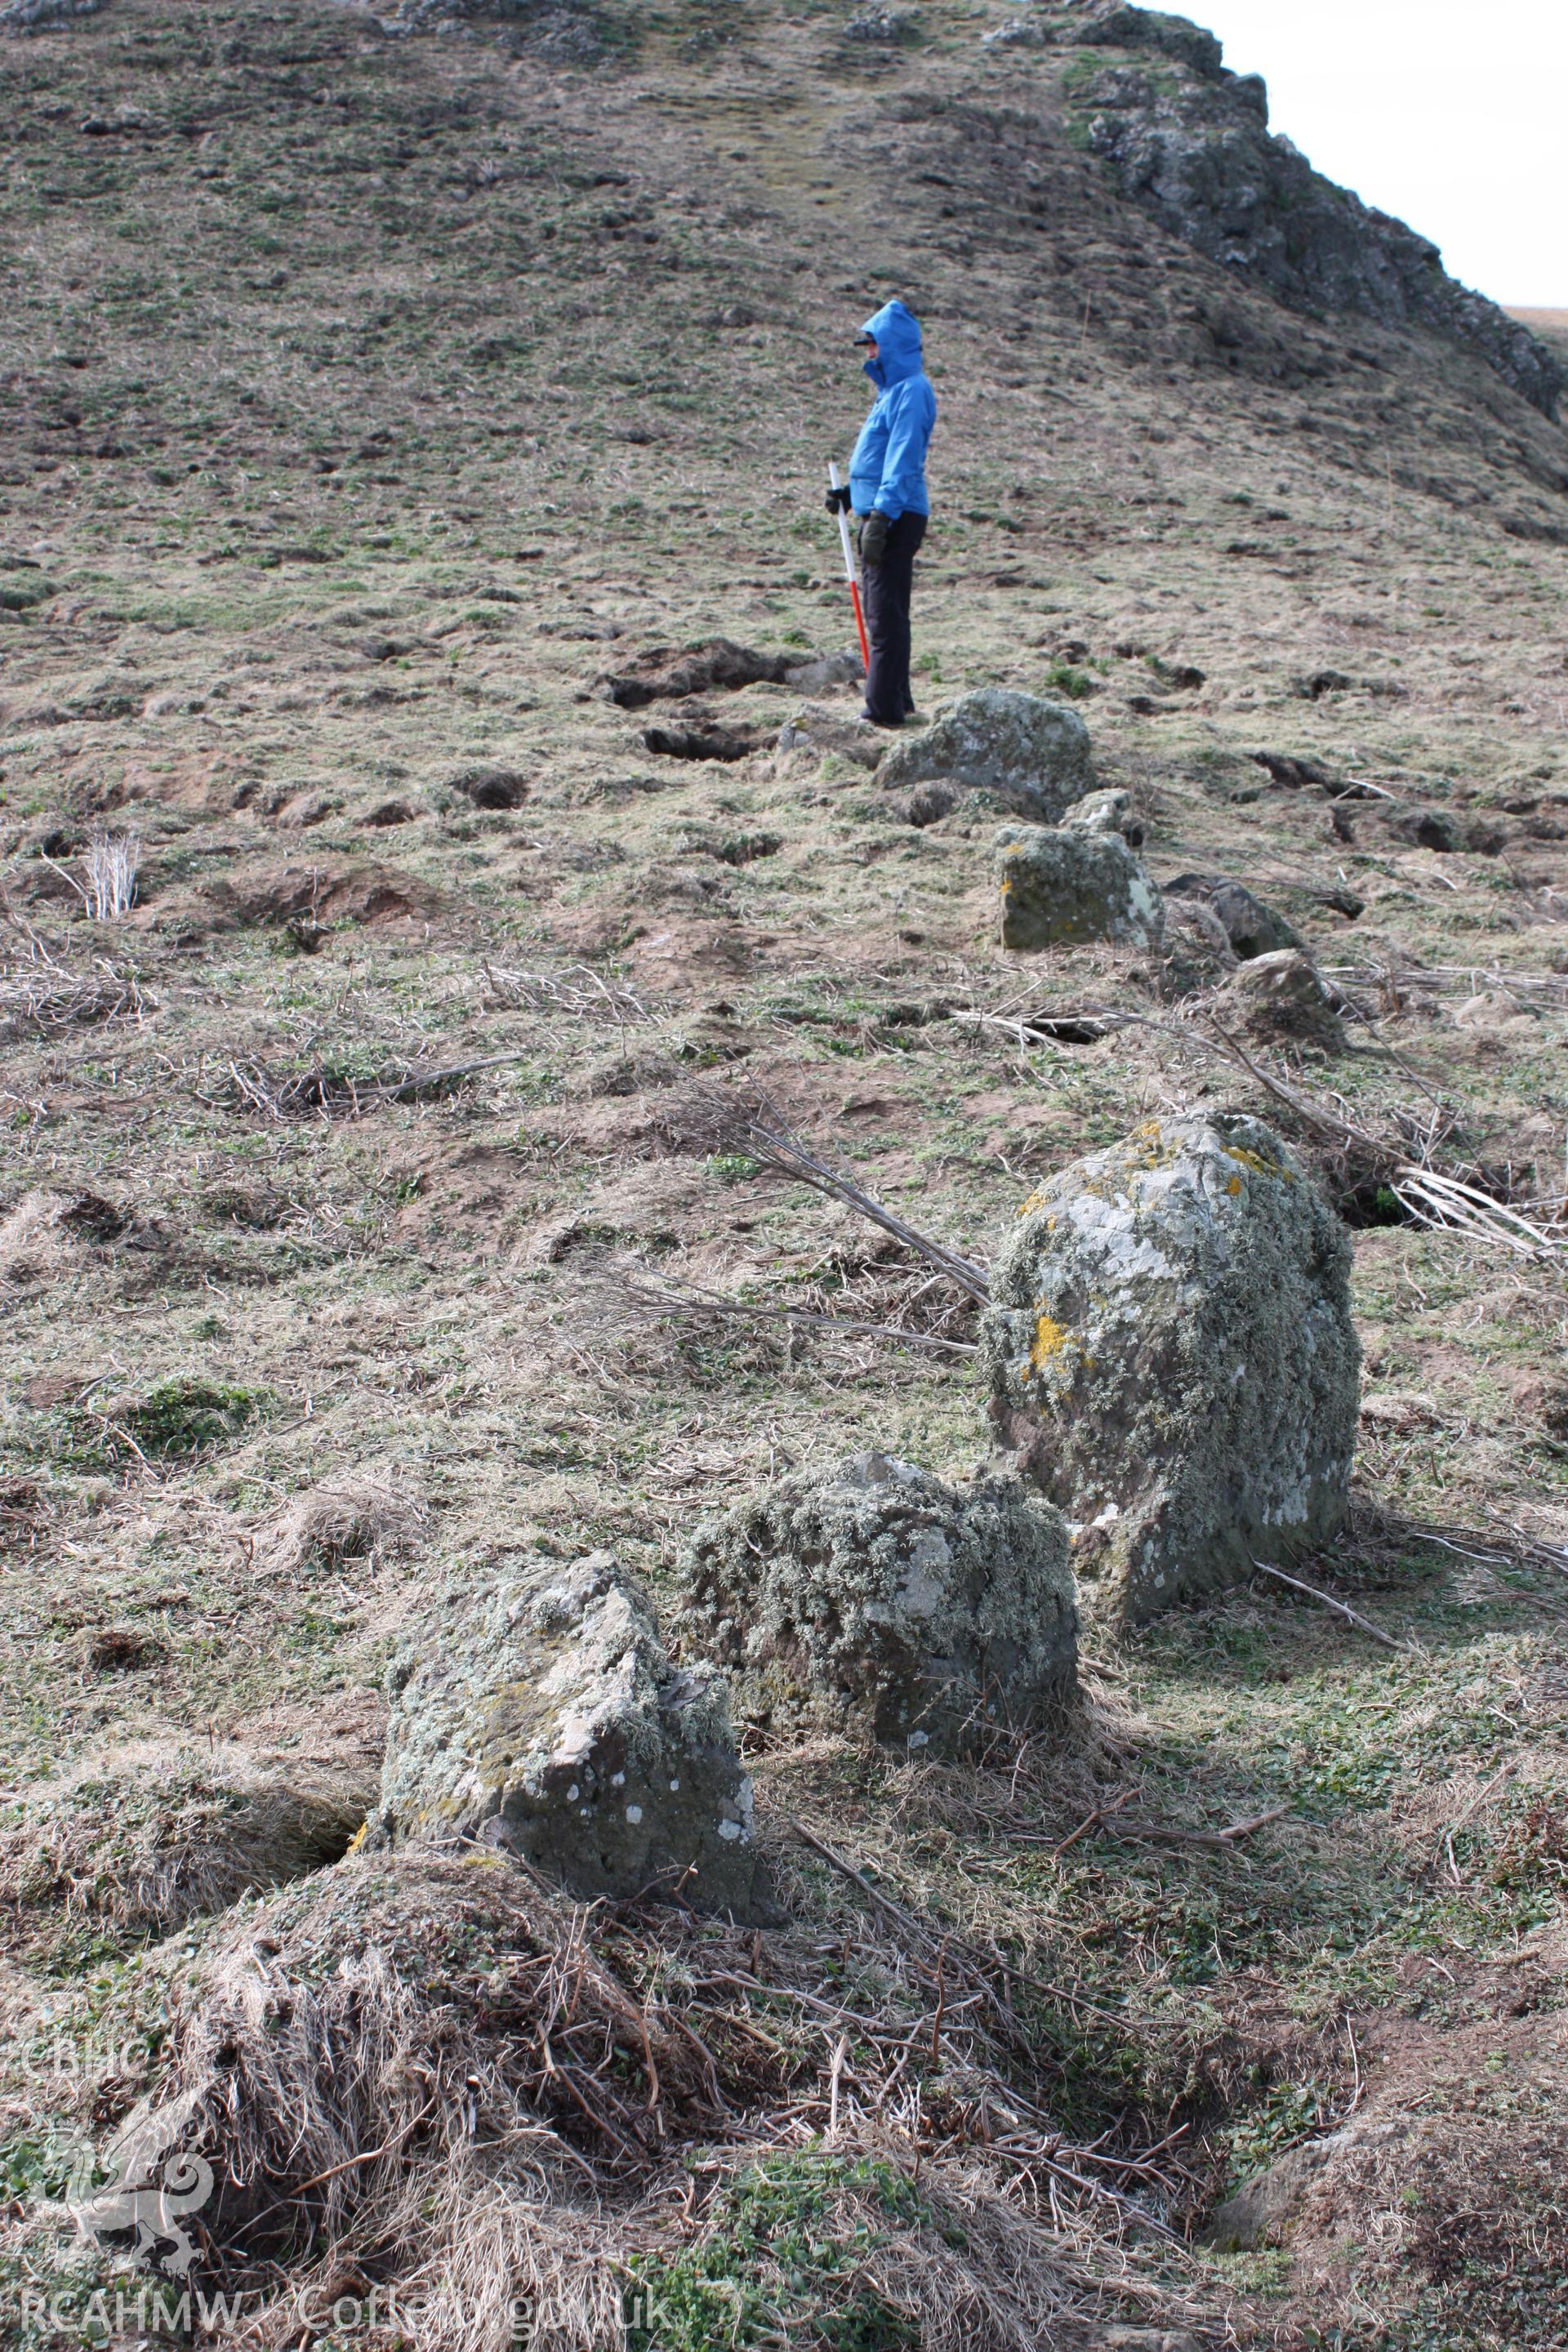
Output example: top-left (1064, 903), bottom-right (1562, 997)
top-left (862, 510), bottom-right (926, 724)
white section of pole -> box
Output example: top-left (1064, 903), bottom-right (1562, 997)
top-left (828, 459), bottom-right (858, 587)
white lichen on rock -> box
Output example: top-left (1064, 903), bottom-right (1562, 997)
top-left (981, 1114), bottom-right (1361, 1624)
top-left (376, 1550), bottom-right (769, 1918)
top-left (681, 1452), bottom-right (1078, 1752)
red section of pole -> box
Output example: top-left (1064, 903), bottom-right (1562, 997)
top-left (849, 577), bottom-right (871, 676)
top-left (827, 458), bottom-right (871, 688)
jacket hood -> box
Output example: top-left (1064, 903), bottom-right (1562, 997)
top-left (862, 298), bottom-right (924, 390)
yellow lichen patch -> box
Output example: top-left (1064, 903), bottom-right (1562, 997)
top-left (1018, 1188), bottom-right (1046, 1218)
top-left (1031, 1313), bottom-right (1071, 1372)
top-left (1116, 1120), bottom-right (1185, 1176)
top-left (1223, 1143), bottom-right (1292, 1182)
top-left (1226, 1175), bottom-right (1243, 1196)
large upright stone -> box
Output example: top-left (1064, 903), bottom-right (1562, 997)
top-left (376, 1550), bottom-right (770, 1918)
top-left (682, 1452), bottom-right (1077, 1753)
top-left (995, 817), bottom-right (1165, 951)
top-left (876, 689), bottom-right (1095, 822)
top-left (981, 1115), bottom-right (1361, 1625)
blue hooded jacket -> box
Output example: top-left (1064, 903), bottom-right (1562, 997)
top-left (849, 298), bottom-right (936, 522)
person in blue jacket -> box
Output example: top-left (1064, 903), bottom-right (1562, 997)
top-left (826, 297), bottom-right (937, 728)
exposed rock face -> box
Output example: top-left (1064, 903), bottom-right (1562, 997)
top-left (1161, 872), bottom-right (1301, 960)
top-left (378, 1550), bottom-right (770, 1918)
top-left (345, 0), bottom-right (608, 59)
top-left (1064, 7), bottom-right (1561, 417)
top-left (1075, 2), bottom-right (1223, 77)
top-left (996, 819), bottom-right (1164, 951)
top-left (682, 1452), bottom-right (1078, 1753)
top-left (981, 1114), bottom-right (1361, 1624)
top-left (877, 688), bottom-right (1095, 821)
top-left (1229, 947), bottom-right (1347, 1053)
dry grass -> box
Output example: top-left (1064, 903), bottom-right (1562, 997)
top-left (82, 1839), bottom-right (1212, 2350)
top-left (0, 924), bottom-right (152, 1045)
top-left (0, 1741), bottom-right (374, 1948)
top-left (260, 1470), bottom-right (429, 1578)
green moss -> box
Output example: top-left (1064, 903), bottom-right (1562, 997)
top-left (628, 2154), bottom-right (925, 2352)
top-left (116, 1378), bottom-right (266, 1460)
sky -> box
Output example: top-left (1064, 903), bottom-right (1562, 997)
top-left (1193, 0), bottom-right (1566, 308)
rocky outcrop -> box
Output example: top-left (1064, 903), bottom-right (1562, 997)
top-left (877, 688), bottom-right (1095, 821)
top-left (377, 1550), bottom-right (770, 1919)
top-left (996, 815), bottom-right (1164, 952)
top-left (1062, 6), bottom-right (1561, 416)
top-left (981, 1114), bottom-right (1361, 1624)
top-left (345, 0), bottom-right (608, 59)
top-left (682, 1451), bottom-right (1078, 1753)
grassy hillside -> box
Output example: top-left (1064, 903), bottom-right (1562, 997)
top-left (2, 3), bottom-right (1566, 2347)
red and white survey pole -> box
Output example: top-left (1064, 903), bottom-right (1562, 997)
top-left (827, 458), bottom-right (871, 679)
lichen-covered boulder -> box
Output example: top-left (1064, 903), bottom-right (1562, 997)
top-left (681, 1452), bottom-right (1077, 1753)
top-left (877, 689), bottom-right (1094, 821)
top-left (981, 1115), bottom-right (1361, 1625)
top-left (1230, 948), bottom-right (1347, 1053)
top-left (377, 1550), bottom-right (770, 1918)
top-left (995, 822), bottom-right (1165, 951)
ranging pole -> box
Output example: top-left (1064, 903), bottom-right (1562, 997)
top-left (827, 459), bottom-right (871, 678)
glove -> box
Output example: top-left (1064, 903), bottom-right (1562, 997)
top-left (824, 483), bottom-right (852, 514)
top-left (858, 510), bottom-right (891, 568)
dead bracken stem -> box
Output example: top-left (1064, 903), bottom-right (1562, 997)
top-left (666, 1084), bottom-right (991, 1303)
top-left (1389, 1165), bottom-right (1568, 1264)
top-left (480, 960), bottom-right (653, 1026)
top-left (590, 1263), bottom-right (980, 1359)
top-left (84, 832), bottom-right (141, 921)
top-left (1249, 1555), bottom-right (1411, 1650)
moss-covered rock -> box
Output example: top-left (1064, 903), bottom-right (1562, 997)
top-left (995, 819), bottom-right (1164, 951)
top-left (876, 688), bottom-right (1095, 821)
top-left (377, 1551), bottom-right (770, 1919)
top-left (681, 1452), bottom-right (1078, 1753)
top-left (981, 1114), bottom-right (1361, 1626)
